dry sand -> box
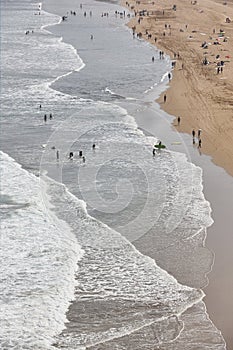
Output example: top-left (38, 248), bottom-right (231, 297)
top-left (123, 0), bottom-right (233, 176)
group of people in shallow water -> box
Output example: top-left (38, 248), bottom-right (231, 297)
top-left (43, 113), bottom-right (53, 122)
top-left (68, 144), bottom-right (96, 162)
top-left (69, 150), bottom-right (85, 163)
top-left (40, 103), bottom-right (97, 164)
top-left (40, 105), bottom-right (53, 123)
top-left (56, 145), bottom-right (96, 163)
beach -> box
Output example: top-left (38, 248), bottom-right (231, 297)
top-left (1, 0), bottom-right (233, 348)
top-left (123, 0), bottom-right (233, 176)
top-left (122, 0), bottom-right (233, 347)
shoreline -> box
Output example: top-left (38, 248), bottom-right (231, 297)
top-left (120, 0), bottom-right (233, 347)
top-left (131, 89), bottom-right (233, 350)
top-left (122, 0), bottom-right (233, 177)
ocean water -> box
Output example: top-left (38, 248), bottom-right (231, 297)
top-left (0, 0), bottom-right (226, 349)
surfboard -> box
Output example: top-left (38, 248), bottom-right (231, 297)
top-left (154, 144), bottom-right (166, 149)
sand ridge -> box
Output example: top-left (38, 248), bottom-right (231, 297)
top-left (122, 0), bottom-right (233, 176)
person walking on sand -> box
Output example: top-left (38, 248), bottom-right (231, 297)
top-left (163, 94), bottom-right (167, 103)
top-left (198, 129), bottom-right (202, 138)
top-left (192, 129), bottom-right (195, 138)
top-left (177, 116), bottom-right (181, 125)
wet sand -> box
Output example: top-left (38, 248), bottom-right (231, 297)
top-left (131, 96), bottom-right (233, 349)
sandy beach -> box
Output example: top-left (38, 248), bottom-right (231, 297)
top-left (123, 0), bottom-right (233, 177)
